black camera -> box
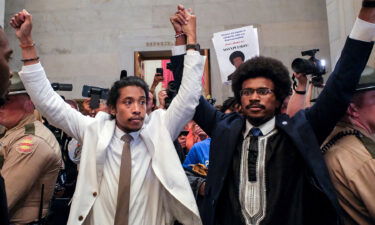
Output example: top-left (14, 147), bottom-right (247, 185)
top-left (51, 83), bottom-right (73, 91)
top-left (292, 49), bottom-right (326, 87)
top-left (82, 85), bottom-right (109, 109)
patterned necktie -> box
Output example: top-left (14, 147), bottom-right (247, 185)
top-left (248, 127), bottom-right (263, 182)
top-left (114, 133), bottom-right (133, 225)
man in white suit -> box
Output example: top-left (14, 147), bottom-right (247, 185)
top-left (10, 6), bottom-right (203, 225)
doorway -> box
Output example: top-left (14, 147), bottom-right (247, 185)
top-left (134, 49), bottom-right (211, 100)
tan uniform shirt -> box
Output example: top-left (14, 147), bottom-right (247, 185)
top-left (0, 114), bottom-right (62, 225)
top-left (324, 122), bottom-right (375, 225)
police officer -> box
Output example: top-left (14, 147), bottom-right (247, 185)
top-left (0, 72), bottom-right (62, 225)
top-left (0, 22), bottom-right (14, 225)
top-left (323, 66), bottom-right (375, 224)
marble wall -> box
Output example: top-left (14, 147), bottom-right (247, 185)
top-left (5, 0), bottom-right (330, 103)
top-left (326, 0), bottom-right (360, 67)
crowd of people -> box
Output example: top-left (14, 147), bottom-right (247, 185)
top-left (0, 1), bottom-right (374, 225)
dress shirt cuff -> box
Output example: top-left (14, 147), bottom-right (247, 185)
top-left (172, 45), bottom-right (186, 56)
top-left (350, 18), bottom-right (375, 42)
top-left (21, 62), bottom-right (43, 73)
top-left (186, 50), bottom-right (200, 56)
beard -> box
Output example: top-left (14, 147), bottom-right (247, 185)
top-left (246, 115), bottom-right (273, 127)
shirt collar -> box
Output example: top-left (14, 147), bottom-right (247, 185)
top-left (5, 114), bottom-right (36, 134)
top-left (243, 117), bottom-right (276, 138)
top-left (115, 125), bottom-right (141, 141)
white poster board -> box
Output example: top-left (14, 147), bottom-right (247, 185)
top-left (212, 26), bottom-right (259, 84)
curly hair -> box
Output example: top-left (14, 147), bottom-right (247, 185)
top-left (220, 97), bottom-right (238, 113)
top-left (231, 56), bottom-right (291, 104)
top-left (229, 51), bottom-right (245, 65)
top-left (107, 76), bottom-right (149, 118)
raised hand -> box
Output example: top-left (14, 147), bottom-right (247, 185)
top-left (158, 90), bottom-right (168, 109)
top-left (10, 9), bottom-right (33, 45)
top-left (178, 8), bottom-right (196, 44)
top-left (293, 72), bottom-right (308, 87)
top-left (170, 5), bottom-right (187, 45)
top-left (170, 5), bottom-right (185, 34)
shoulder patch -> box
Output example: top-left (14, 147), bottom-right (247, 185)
top-left (16, 136), bottom-right (34, 154)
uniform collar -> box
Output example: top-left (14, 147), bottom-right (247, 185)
top-left (338, 121), bottom-right (375, 143)
top-left (5, 114), bottom-right (36, 135)
top-left (243, 117), bottom-right (276, 138)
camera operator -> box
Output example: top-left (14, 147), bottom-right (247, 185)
top-left (0, 73), bottom-right (62, 225)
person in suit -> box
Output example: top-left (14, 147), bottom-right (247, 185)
top-left (11, 6), bottom-right (203, 225)
top-left (170, 2), bottom-right (375, 224)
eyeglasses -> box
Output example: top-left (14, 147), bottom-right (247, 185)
top-left (240, 88), bottom-right (274, 96)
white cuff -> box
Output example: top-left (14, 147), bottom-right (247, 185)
top-left (172, 45), bottom-right (186, 56)
top-left (350, 18), bottom-right (375, 42)
top-left (186, 50), bottom-right (200, 56)
top-left (21, 62), bottom-right (43, 73)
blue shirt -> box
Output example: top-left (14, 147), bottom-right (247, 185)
top-left (183, 138), bottom-right (211, 171)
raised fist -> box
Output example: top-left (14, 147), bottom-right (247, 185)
top-left (10, 9), bottom-right (33, 45)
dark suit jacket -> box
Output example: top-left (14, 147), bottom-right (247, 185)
top-left (171, 38), bottom-right (373, 225)
top-left (0, 175), bottom-right (9, 225)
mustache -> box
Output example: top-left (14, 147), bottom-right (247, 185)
top-left (245, 102), bottom-right (265, 110)
top-left (128, 116), bottom-right (144, 121)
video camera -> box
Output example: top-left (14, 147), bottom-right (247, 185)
top-left (82, 85), bottom-right (109, 109)
top-left (291, 49), bottom-right (326, 87)
top-left (51, 83), bottom-right (73, 92)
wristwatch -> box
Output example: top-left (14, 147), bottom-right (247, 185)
top-left (186, 43), bottom-right (201, 51)
top-left (363, 1), bottom-right (375, 7)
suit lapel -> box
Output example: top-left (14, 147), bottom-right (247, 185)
top-left (95, 118), bottom-right (116, 186)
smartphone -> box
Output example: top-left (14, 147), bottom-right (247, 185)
top-left (155, 68), bottom-right (163, 76)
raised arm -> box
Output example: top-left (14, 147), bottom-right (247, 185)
top-left (287, 72), bottom-right (308, 117)
top-left (11, 10), bottom-right (94, 142)
top-left (164, 6), bottom-right (205, 140)
top-left (306, 3), bottom-right (375, 145)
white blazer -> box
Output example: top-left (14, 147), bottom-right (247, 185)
top-left (19, 51), bottom-right (204, 225)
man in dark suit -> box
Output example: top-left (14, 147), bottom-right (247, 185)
top-left (170, 2), bottom-right (375, 224)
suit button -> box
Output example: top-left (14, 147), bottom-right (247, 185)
top-left (78, 215), bottom-right (84, 221)
top-left (93, 192), bottom-right (97, 197)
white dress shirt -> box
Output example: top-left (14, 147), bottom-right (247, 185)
top-left (90, 126), bottom-right (166, 225)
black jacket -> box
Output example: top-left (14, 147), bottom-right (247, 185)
top-left (171, 38), bottom-right (373, 225)
top-left (0, 175), bottom-right (9, 225)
